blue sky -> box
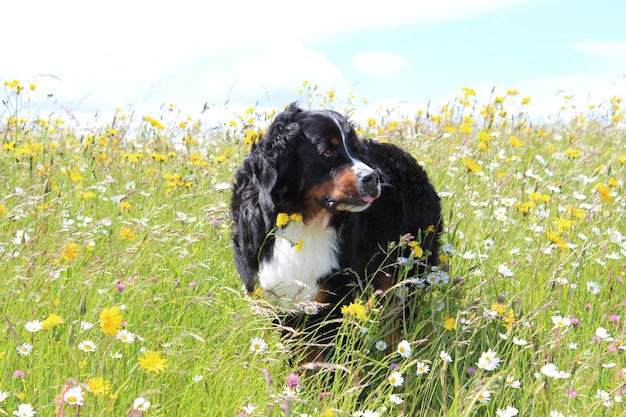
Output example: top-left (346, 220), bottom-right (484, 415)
top-left (2, 0), bottom-right (625, 121)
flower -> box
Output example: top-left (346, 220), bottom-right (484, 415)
top-left (440, 350), bottom-right (453, 363)
top-left (24, 320), bottom-right (43, 333)
top-left (276, 212), bottom-right (290, 227)
top-left (138, 351), bottom-right (167, 374)
top-left (86, 376), bottom-right (111, 396)
top-left (250, 337), bottom-right (268, 354)
top-left (540, 363), bottom-right (571, 379)
top-left (192, 374), bottom-right (204, 383)
top-left (133, 397), bottom-right (151, 411)
top-left (389, 394), bottom-right (403, 405)
top-left (12, 403), bottom-right (36, 417)
top-left (100, 306), bottom-right (123, 336)
top-left (16, 343), bottom-right (33, 356)
top-left (120, 227), bottom-right (136, 240)
top-left (416, 362), bottom-right (430, 375)
top-left (116, 329), bottom-right (135, 343)
top-left (286, 373), bottom-right (301, 389)
top-left (0, 391), bottom-right (10, 403)
top-left (595, 327), bottom-right (614, 341)
top-left (551, 315), bottom-right (571, 329)
top-left (42, 313), bottom-right (64, 330)
top-left (477, 349), bottom-right (501, 371)
top-left (477, 390), bottom-right (491, 404)
top-left (498, 264), bottom-right (514, 277)
top-left (586, 281), bottom-right (600, 294)
top-left (505, 376), bottom-right (521, 388)
top-left (375, 340), bottom-right (387, 351)
top-left (341, 301), bottom-right (367, 319)
top-left (388, 371), bottom-right (404, 387)
top-left (397, 340), bottom-right (412, 359)
top-left (78, 340), bottom-right (97, 353)
top-left (496, 406), bottom-right (519, 417)
top-left (63, 386), bottom-right (84, 406)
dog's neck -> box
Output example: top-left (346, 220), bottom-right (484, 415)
top-left (258, 212), bottom-right (338, 304)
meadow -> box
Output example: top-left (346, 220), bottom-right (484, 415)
top-left (1, 79), bottom-right (625, 417)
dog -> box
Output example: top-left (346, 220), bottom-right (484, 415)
top-left (231, 103), bottom-right (442, 357)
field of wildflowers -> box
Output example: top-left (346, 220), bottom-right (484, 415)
top-left (1, 79), bottom-right (625, 417)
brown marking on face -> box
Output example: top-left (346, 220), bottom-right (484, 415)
top-left (330, 137), bottom-right (340, 147)
top-left (302, 166), bottom-right (363, 221)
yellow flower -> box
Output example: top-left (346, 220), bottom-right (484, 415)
top-left (42, 313), bottom-right (64, 330)
top-left (564, 149), bottom-right (581, 158)
top-left (547, 229), bottom-right (567, 249)
top-left (294, 239), bottom-right (303, 253)
top-left (596, 183), bottom-right (612, 204)
top-left (554, 217), bottom-right (577, 231)
top-left (503, 309), bottom-right (516, 331)
top-left (324, 410), bottom-right (334, 417)
top-left (59, 242), bottom-right (81, 262)
top-left (443, 315), bottom-right (456, 331)
top-left (462, 157), bottom-right (483, 173)
top-left (99, 306), bottom-right (123, 336)
top-left (408, 241), bottom-right (423, 258)
top-left (119, 202), bottom-right (132, 211)
top-left (289, 213), bottom-right (303, 223)
top-left (521, 96), bottom-right (531, 105)
top-left (491, 303), bottom-right (507, 315)
top-left (529, 192), bottom-right (550, 202)
top-left (120, 227), bottom-right (136, 240)
top-left (87, 376), bottom-right (111, 396)
top-left (341, 301), bottom-right (367, 319)
top-left (276, 212), bottom-right (290, 227)
top-left (619, 154), bottom-right (626, 165)
top-left (143, 115), bottom-right (165, 130)
top-left (509, 135), bottom-right (523, 147)
top-left (138, 351), bottom-right (168, 374)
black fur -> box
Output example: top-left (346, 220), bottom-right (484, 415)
top-left (231, 103), bottom-right (442, 349)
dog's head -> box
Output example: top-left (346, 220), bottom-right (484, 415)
top-left (257, 103), bottom-right (381, 219)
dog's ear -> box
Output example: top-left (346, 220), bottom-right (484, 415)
top-left (258, 103), bottom-right (303, 151)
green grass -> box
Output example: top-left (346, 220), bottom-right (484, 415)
top-left (1, 80), bottom-right (625, 417)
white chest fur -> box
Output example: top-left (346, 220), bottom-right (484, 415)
top-left (258, 214), bottom-right (339, 303)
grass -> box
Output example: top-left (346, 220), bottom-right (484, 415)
top-left (1, 79), bottom-right (625, 417)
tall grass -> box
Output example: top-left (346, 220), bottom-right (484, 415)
top-left (1, 80), bottom-right (625, 417)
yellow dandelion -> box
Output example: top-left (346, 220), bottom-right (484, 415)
top-left (99, 306), bottom-right (123, 336)
top-left (86, 376), bottom-right (111, 396)
top-left (503, 309), bottom-right (516, 331)
top-left (491, 303), bottom-right (507, 315)
top-left (59, 242), bottom-right (81, 262)
top-left (120, 227), bottom-right (136, 241)
top-left (595, 183), bottom-right (612, 204)
top-left (289, 213), bottom-right (303, 223)
top-left (341, 301), bottom-right (367, 320)
top-left (564, 149), bottom-right (581, 158)
top-left (143, 115), bottom-right (165, 130)
top-left (619, 154), bottom-right (626, 165)
top-left (509, 135), bottom-right (523, 147)
top-left (42, 313), bottom-right (64, 330)
top-left (547, 229), bottom-right (568, 249)
top-left (462, 157), bottom-right (483, 173)
top-left (276, 212), bottom-right (290, 227)
top-left (119, 202), bottom-right (132, 211)
top-left (443, 315), bottom-right (456, 331)
top-left (408, 241), bottom-right (423, 258)
top-left (138, 351), bottom-right (168, 374)
top-left (294, 239), bottom-right (303, 253)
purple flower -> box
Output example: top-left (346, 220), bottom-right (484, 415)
top-left (14, 369), bottom-right (25, 378)
top-left (497, 295), bottom-right (506, 303)
top-left (286, 373), bottom-right (301, 389)
top-left (609, 315), bottom-right (620, 322)
top-left (566, 389), bottom-right (578, 398)
top-left (261, 368), bottom-right (272, 386)
top-left (585, 303), bottom-right (591, 311)
top-left (115, 282), bottom-right (126, 292)
top-left (570, 318), bottom-right (580, 328)
top-left (467, 366), bottom-right (476, 376)
top-left (189, 281), bottom-right (197, 288)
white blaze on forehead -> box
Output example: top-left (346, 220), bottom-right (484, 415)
top-left (329, 115), bottom-right (359, 163)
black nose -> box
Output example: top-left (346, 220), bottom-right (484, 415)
top-left (360, 171), bottom-right (379, 188)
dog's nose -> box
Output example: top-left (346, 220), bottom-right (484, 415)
top-left (360, 171), bottom-right (379, 188)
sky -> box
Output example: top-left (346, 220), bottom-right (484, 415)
top-left (2, 0), bottom-right (625, 123)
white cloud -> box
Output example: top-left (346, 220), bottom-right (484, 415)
top-left (353, 52), bottom-right (409, 77)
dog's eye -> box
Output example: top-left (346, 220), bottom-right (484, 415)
top-left (322, 149), bottom-right (335, 158)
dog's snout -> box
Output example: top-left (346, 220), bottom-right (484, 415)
top-left (360, 171), bottom-right (379, 188)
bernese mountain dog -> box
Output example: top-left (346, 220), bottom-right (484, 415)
top-left (231, 103), bottom-right (442, 357)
